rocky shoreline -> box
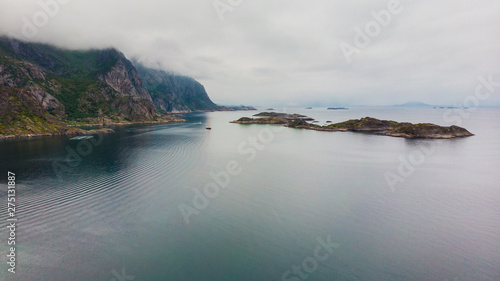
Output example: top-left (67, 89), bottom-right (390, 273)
top-left (0, 117), bottom-right (185, 140)
top-left (67, 116), bottom-right (186, 127)
top-left (0, 128), bottom-right (115, 140)
top-left (231, 113), bottom-right (474, 139)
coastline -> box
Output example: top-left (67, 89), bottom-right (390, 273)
top-left (0, 106), bottom-right (256, 140)
top-left (0, 128), bottom-right (115, 140)
top-left (67, 117), bottom-right (186, 127)
top-left (0, 118), bottom-right (185, 140)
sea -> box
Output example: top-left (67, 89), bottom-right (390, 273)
top-left (0, 107), bottom-right (499, 281)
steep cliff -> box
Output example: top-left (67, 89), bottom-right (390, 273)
top-left (0, 37), bottom-right (158, 122)
top-left (96, 49), bottom-right (152, 102)
top-left (134, 63), bottom-right (221, 112)
top-left (0, 86), bottom-right (68, 136)
top-left (0, 37), bottom-right (226, 137)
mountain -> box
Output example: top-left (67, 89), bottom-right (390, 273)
top-left (134, 63), bottom-right (221, 112)
top-left (0, 85), bottom-right (68, 136)
top-left (0, 37), bottom-right (221, 137)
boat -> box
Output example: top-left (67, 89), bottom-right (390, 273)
top-left (206, 121), bottom-right (212, 130)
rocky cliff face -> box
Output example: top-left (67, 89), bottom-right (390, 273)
top-left (0, 37), bottom-right (158, 122)
top-left (0, 50), bottom-right (66, 116)
top-left (0, 86), bottom-right (68, 136)
top-left (96, 49), bottom-right (153, 102)
top-left (0, 36), bottom-right (222, 136)
top-left (0, 37), bottom-right (224, 134)
top-left (134, 63), bottom-right (221, 112)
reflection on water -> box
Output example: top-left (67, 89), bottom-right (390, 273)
top-left (0, 108), bottom-right (499, 281)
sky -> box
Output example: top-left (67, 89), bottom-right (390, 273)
top-left (0, 0), bottom-right (499, 106)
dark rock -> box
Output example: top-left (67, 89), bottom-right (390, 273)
top-left (253, 112), bottom-right (309, 119)
top-left (222, 105), bottom-right (257, 111)
top-left (231, 116), bottom-right (288, 125)
top-left (134, 63), bottom-right (221, 112)
top-left (385, 124), bottom-right (474, 139)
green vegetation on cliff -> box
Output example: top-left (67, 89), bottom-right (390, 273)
top-left (134, 63), bottom-right (221, 112)
top-left (325, 117), bottom-right (403, 131)
top-left (0, 37), bottom-right (219, 137)
top-left (0, 86), bottom-right (69, 136)
top-left (0, 37), bottom-right (157, 122)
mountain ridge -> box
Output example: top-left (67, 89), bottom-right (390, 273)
top-left (0, 36), bottom-right (223, 137)
top-left (134, 62), bottom-right (221, 112)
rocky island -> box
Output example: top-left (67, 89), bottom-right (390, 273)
top-left (231, 113), bottom-right (474, 139)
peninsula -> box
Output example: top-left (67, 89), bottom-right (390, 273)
top-left (231, 113), bottom-right (474, 139)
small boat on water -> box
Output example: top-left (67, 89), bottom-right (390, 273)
top-left (206, 121), bottom-right (212, 130)
top-left (69, 136), bottom-right (94, 141)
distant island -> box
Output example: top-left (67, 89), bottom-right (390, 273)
top-left (222, 105), bottom-right (257, 111)
top-left (231, 112), bottom-right (474, 139)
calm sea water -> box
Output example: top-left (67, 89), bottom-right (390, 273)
top-left (1, 107), bottom-right (499, 281)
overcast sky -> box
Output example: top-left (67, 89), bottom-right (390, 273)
top-left (1, 0), bottom-right (499, 106)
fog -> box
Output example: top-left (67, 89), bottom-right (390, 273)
top-left (1, 0), bottom-right (499, 106)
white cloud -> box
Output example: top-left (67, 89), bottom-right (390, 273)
top-left (1, 0), bottom-right (499, 106)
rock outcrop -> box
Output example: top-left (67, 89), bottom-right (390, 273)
top-left (97, 50), bottom-right (153, 102)
top-left (231, 114), bottom-right (474, 139)
top-left (134, 63), bottom-right (220, 112)
top-left (0, 86), bottom-right (68, 136)
top-left (384, 124), bottom-right (473, 139)
top-left (0, 37), bottom-right (159, 122)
